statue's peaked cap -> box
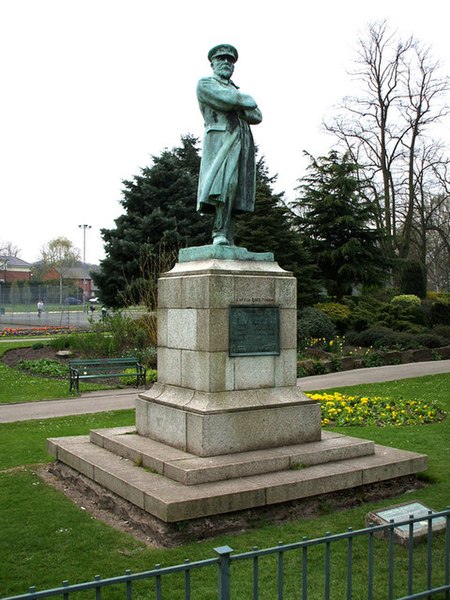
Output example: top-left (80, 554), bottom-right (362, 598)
top-left (208, 44), bottom-right (238, 63)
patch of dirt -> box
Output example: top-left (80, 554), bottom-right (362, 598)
top-left (2, 345), bottom-right (74, 368)
top-left (39, 462), bottom-right (425, 548)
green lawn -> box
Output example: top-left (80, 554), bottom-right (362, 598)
top-left (0, 341), bottom-right (113, 403)
top-left (0, 374), bottom-right (449, 598)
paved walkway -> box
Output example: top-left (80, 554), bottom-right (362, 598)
top-left (1, 360), bottom-right (449, 424)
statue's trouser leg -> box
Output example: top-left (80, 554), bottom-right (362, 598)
top-left (212, 181), bottom-right (236, 245)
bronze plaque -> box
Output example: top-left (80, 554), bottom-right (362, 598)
top-left (229, 305), bottom-right (280, 356)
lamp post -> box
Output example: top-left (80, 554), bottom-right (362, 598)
top-left (78, 224), bottom-right (91, 311)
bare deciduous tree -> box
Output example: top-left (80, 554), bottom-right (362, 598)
top-left (325, 20), bottom-right (450, 286)
top-left (0, 240), bottom-right (21, 257)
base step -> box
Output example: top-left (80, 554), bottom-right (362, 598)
top-left (88, 427), bottom-right (375, 485)
top-left (47, 434), bottom-right (427, 523)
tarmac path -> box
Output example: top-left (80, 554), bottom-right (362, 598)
top-left (0, 360), bottom-right (449, 424)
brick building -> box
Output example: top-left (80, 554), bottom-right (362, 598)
top-left (42, 265), bottom-right (97, 299)
top-left (0, 256), bottom-right (32, 282)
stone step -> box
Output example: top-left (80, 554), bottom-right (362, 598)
top-left (47, 435), bottom-right (427, 523)
top-left (88, 427), bottom-right (376, 485)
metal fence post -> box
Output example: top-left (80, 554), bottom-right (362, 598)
top-left (215, 545), bottom-right (233, 600)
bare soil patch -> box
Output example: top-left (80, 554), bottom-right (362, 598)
top-left (40, 462), bottom-right (424, 548)
top-left (2, 346), bottom-right (71, 369)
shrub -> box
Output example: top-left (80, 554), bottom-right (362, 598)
top-left (49, 335), bottom-right (72, 350)
top-left (345, 326), bottom-right (394, 348)
top-left (373, 331), bottom-right (421, 350)
top-left (297, 307), bottom-right (336, 346)
top-left (432, 325), bottom-right (450, 343)
top-left (415, 333), bottom-right (449, 349)
top-left (347, 306), bottom-right (377, 332)
top-left (135, 313), bottom-right (157, 347)
top-left (360, 350), bottom-right (385, 367)
top-left (427, 291), bottom-right (450, 304)
top-left (314, 302), bottom-right (351, 334)
top-left (390, 294), bottom-right (421, 308)
top-left (123, 367), bottom-right (158, 386)
top-left (147, 369), bottom-right (158, 383)
top-left (429, 301), bottom-right (450, 326)
top-left (345, 297), bottom-right (389, 332)
top-left (48, 313), bottom-right (155, 359)
top-left (380, 297), bottom-right (427, 329)
top-left (346, 326), bottom-right (424, 350)
top-left (123, 346), bottom-right (157, 368)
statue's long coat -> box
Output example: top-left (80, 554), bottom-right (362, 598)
top-left (196, 76), bottom-right (262, 215)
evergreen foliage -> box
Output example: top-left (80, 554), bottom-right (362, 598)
top-left (294, 150), bottom-right (388, 300)
top-left (93, 136), bottom-right (212, 307)
top-left (235, 158), bottom-right (320, 306)
top-left (397, 260), bottom-right (427, 298)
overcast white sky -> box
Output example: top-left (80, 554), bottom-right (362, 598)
top-left (2, 0), bottom-right (450, 265)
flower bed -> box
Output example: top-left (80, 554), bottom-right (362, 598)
top-left (0, 326), bottom-right (76, 337)
top-left (306, 391), bottom-right (446, 427)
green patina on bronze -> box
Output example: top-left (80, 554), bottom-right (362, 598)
top-left (197, 44), bottom-right (262, 247)
top-left (178, 245), bottom-right (274, 263)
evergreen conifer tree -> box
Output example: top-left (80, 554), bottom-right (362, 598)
top-left (94, 136), bottom-right (212, 306)
top-left (294, 150), bottom-right (387, 300)
top-left (235, 157), bottom-right (320, 306)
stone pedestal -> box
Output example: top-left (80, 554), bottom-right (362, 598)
top-left (47, 248), bottom-right (428, 531)
top-left (136, 256), bottom-right (321, 456)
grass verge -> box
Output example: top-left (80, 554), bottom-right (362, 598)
top-left (0, 375), bottom-right (448, 598)
top-left (0, 341), bottom-right (114, 403)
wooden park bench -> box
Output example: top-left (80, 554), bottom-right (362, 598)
top-left (69, 357), bottom-right (147, 393)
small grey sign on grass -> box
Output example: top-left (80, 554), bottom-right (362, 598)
top-left (366, 501), bottom-right (447, 546)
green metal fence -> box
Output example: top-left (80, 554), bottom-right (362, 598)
top-left (2, 508), bottom-right (449, 600)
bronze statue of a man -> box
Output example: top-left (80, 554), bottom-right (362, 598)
top-left (197, 44), bottom-right (262, 246)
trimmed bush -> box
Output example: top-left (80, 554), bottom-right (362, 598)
top-left (390, 294), bottom-right (421, 308)
top-left (415, 333), bottom-right (449, 349)
top-left (345, 326), bottom-right (394, 348)
top-left (297, 307), bottom-right (336, 345)
top-left (314, 302), bottom-right (351, 334)
top-left (373, 331), bottom-right (422, 350)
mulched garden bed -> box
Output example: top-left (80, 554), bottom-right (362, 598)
top-left (2, 345), bottom-right (69, 368)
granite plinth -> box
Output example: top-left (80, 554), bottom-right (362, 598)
top-left (136, 384), bottom-right (321, 456)
top-left (157, 259), bottom-right (298, 392)
top-left (46, 255), bottom-right (429, 528)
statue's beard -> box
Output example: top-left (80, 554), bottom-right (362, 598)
top-left (214, 65), bottom-right (233, 80)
